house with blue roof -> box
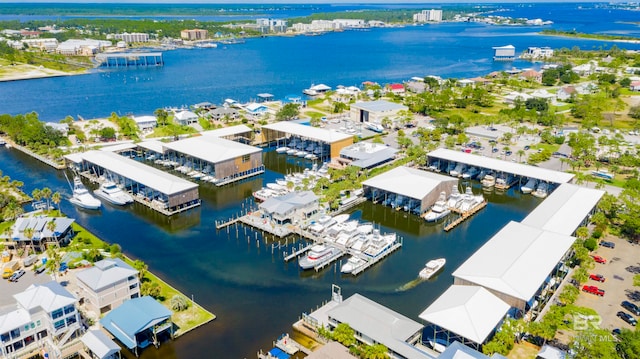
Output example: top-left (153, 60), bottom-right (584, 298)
top-left (3, 216), bottom-right (75, 252)
top-left (100, 296), bottom-right (173, 356)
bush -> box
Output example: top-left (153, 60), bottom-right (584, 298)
top-left (584, 238), bottom-right (598, 251)
top-left (591, 229), bottom-right (602, 239)
top-left (170, 295), bottom-right (189, 311)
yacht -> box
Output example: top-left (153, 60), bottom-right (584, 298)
top-left (298, 244), bottom-right (342, 270)
top-left (532, 182), bottom-right (549, 198)
top-left (363, 231), bottom-right (396, 258)
top-left (366, 122), bottom-right (384, 133)
top-left (93, 181), bottom-right (133, 206)
top-left (446, 186), bottom-right (462, 209)
top-left (340, 256), bottom-right (367, 274)
top-left (425, 192), bottom-right (451, 222)
top-left (461, 167), bottom-right (479, 180)
top-left (521, 178), bottom-right (538, 194)
top-left (69, 177), bottom-right (101, 210)
top-left (276, 146), bottom-right (289, 154)
top-left (458, 187), bottom-right (484, 212)
top-left (449, 163), bottom-right (466, 177)
top-left (481, 174), bottom-right (496, 188)
top-left (419, 258), bottom-right (446, 280)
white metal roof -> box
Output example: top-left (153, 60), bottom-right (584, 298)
top-left (452, 221), bottom-right (576, 302)
top-left (76, 258), bottom-right (138, 292)
top-left (0, 309), bottom-right (31, 334)
top-left (263, 121), bottom-right (352, 143)
top-left (99, 142), bottom-right (137, 152)
top-left (80, 330), bottom-right (121, 359)
top-left (362, 166), bottom-right (457, 200)
top-left (162, 136), bottom-right (261, 163)
top-left (522, 183), bottom-right (604, 235)
top-left (419, 286), bottom-right (510, 345)
top-left (80, 151), bottom-right (198, 195)
top-left (351, 100), bottom-right (407, 113)
top-left (133, 115), bottom-right (157, 124)
top-left (328, 294), bottom-right (431, 359)
top-left (137, 140), bottom-right (166, 154)
top-left (64, 152), bottom-right (84, 164)
top-left (14, 281), bottom-right (76, 313)
top-left (174, 110), bottom-right (197, 121)
top-left (200, 125), bottom-right (252, 138)
top-left (428, 148), bottom-right (575, 184)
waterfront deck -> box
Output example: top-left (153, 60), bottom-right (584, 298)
top-left (444, 201), bottom-right (487, 232)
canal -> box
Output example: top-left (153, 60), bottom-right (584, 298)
top-left (0, 147), bottom-right (543, 358)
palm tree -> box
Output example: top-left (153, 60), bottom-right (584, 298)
top-left (22, 227), bottom-right (34, 257)
top-left (31, 188), bottom-right (42, 204)
top-left (51, 192), bottom-right (61, 212)
top-left (41, 187), bottom-right (52, 210)
top-left (46, 220), bottom-right (57, 248)
top-left (45, 247), bottom-right (62, 281)
top-left (517, 149), bottom-right (525, 163)
top-left (2, 200), bottom-right (24, 220)
top-left (133, 259), bottom-right (148, 279)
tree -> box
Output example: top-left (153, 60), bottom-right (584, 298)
top-left (23, 227), bottom-right (34, 256)
top-left (45, 246), bottom-right (62, 281)
top-left (46, 220), bottom-right (57, 247)
top-left (362, 344), bottom-right (389, 359)
top-left (99, 127), bottom-right (116, 140)
top-left (31, 188), bottom-right (42, 204)
top-left (154, 108), bottom-right (169, 126)
top-left (41, 187), bottom-right (52, 210)
top-left (133, 259), bottom-right (148, 279)
top-left (51, 192), bottom-right (61, 211)
top-left (170, 295), bottom-right (189, 311)
top-left (575, 226), bottom-right (590, 241)
top-left (516, 149), bottom-right (525, 162)
top-left (2, 200), bottom-right (24, 220)
top-left (629, 105), bottom-right (640, 120)
top-left (332, 323), bottom-right (355, 347)
top-left (570, 329), bottom-right (617, 358)
top-left (616, 329), bottom-right (640, 359)
top-left (275, 103), bottom-right (300, 122)
top-left (141, 281), bottom-right (162, 299)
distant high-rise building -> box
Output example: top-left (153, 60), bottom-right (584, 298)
top-left (413, 9), bottom-right (443, 23)
top-left (180, 29), bottom-right (208, 40)
top-left (114, 32), bottom-right (149, 43)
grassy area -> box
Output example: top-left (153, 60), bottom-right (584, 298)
top-left (147, 123), bottom-right (198, 138)
top-left (508, 341), bottom-right (540, 359)
top-left (67, 219), bottom-right (216, 335)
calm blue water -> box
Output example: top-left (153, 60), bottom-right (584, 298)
top-left (2, 20), bottom-right (639, 121)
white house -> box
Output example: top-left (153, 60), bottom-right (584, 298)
top-left (244, 103), bottom-right (268, 117)
top-left (75, 258), bottom-right (140, 314)
top-left (0, 282), bottom-right (81, 358)
top-left (630, 80), bottom-right (640, 91)
top-left (133, 115), bottom-right (157, 132)
top-left (173, 110), bottom-right (198, 125)
top-left (556, 86), bottom-right (577, 101)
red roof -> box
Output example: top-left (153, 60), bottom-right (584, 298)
top-left (389, 84), bottom-right (404, 90)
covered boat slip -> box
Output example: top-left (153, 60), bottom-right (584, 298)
top-left (161, 135), bottom-right (264, 186)
top-left (65, 151), bottom-right (200, 216)
top-left (426, 148), bottom-right (575, 187)
top-left (200, 124), bottom-right (254, 144)
top-left (262, 121), bottom-right (354, 160)
top-left (362, 166), bottom-right (458, 215)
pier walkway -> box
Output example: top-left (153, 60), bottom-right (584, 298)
top-left (444, 201), bottom-right (487, 232)
top-left (351, 241), bottom-right (402, 276)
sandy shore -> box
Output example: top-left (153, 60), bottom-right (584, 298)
top-left (0, 63), bottom-right (88, 82)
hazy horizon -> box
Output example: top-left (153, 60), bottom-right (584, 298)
top-left (0, 0), bottom-right (623, 3)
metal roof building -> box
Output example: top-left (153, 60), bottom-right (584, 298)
top-left (427, 148), bottom-right (575, 184)
top-left (419, 286), bottom-right (510, 350)
top-left (80, 330), bottom-right (121, 359)
top-left (452, 221), bottom-right (575, 311)
top-left (361, 166), bottom-right (458, 215)
top-left (200, 124), bottom-right (253, 143)
top-left (259, 191), bottom-right (319, 224)
top-left (339, 142), bottom-right (398, 169)
top-left (521, 183), bottom-right (604, 236)
top-left (100, 296), bottom-right (173, 355)
top-left (9, 216), bottom-right (75, 249)
top-left (262, 121), bottom-right (353, 159)
top-left (327, 294), bottom-right (433, 359)
top-left (350, 100), bottom-right (408, 124)
top-left (76, 258), bottom-right (140, 314)
top-left (162, 135), bottom-right (264, 185)
top-left (65, 150), bottom-right (199, 215)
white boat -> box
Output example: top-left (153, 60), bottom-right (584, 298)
top-left (366, 122), bottom-right (384, 133)
top-left (276, 146), bottom-right (289, 154)
top-left (266, 183), bottom-right (287, 191)
top-left (521, 178), bottom-right (537, 194)
top-left (458, 187), bottom-right (483, 212)
top-left (305, 154), bottom-right (318, 160)
top-left (298, 244), bottom-right (342, 270)
top-left (93, 181), bottom-right (133, 206)
top-left (481, 174), bottom-right (496, 188)
top-left (341, 256), bottom-right (367, 274)
top-left (446, 186), bottom-right (462, 209)
top-left (450, 163), bottom-right (466, 177)
top-left (462, 167), bottom-right (478, 180)
top-left (419, 258), bottom-right (446, 280)
top-left (363, 231), bottom-right (396, 258)
top-left (69, 177), bottom-right (101, 210)
top-left (532, 182), bottom-right (549, 198)
top-left (286, 148), bottom-right (297, 155)
top-left (253, 188), bottom-right (279, 202)
top-left (425, 192), bottom-right (451, 222)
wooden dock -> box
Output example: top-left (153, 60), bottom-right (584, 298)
top-left (444, 201), bottom-right (487, 232)
top-left (284, 244), bottom-right (313, 262)
top-left (215, 217), bottom-right (239, 230)
top-left (313, 250), bottom-right (345, 272)
top-left (351, 241), bottom-right (402, 276)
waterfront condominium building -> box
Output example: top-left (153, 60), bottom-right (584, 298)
top-left (413, 9), bottom-right (443, 23)
top-left (114, 32), bottom-right (150, 43)
top-left (180, 29), bottom-right (208, 40)
top-left (75, 258), bottom-right (140, 315)
top-left (0, 282), bottom-right (81, 358)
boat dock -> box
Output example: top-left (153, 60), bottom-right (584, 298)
top-left (257, 333), bottom-right (311, 359)
top-left (444, 201), bottom-right (487, 232)
top-left (312, 249), bottom-right (345, 272)
top-left (351, 240), bottom-right (402, 276)
top-left (214, 217), bottom-right (240, 230)
top-left (283, 244), bottom-right (313, 262)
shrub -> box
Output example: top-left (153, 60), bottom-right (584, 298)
top-left (170, 295), bottom-right (189, 311)
top-left (584, 238), bottom-right (598, 251)
top-left (591, 229), bottom-right (602, 239)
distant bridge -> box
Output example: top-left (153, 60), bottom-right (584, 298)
top-left (95, 52), bottom-right (163, 68)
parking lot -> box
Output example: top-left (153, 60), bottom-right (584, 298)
top-left (0, 264), bottom-right (56, 309)
top-left (574, 235), bottom-right (640, 330)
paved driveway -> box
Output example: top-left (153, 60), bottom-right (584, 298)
top-left (0, 266), bottom-right (56, 310)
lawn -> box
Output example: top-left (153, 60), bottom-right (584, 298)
top-left (507, 341), bottom-right (540, 359)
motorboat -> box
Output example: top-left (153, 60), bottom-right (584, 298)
top-left (286, 148), bottom-right (297, 155)
top-left (457, 187), bottom-right (483, 212)
top-left (363, 230), bottom-right (396, 258)
top-left (450, 163), bottom-right (466, 177)
top-left (253, 188), bottom-right (280, 202)
top-left (532, 182), bottom-right (549, 198)
top-left (366, 122), bottom-right (384, 133)
top-left (424, 192), bottom-right (451, 222)
top-left (276, 146), bottom-right (289, 154)
top-left (481, 174), bottom-right (496, 187)
top-left (69, 177), bottom-right (101, 210)
top-left (462, 167), bottom-right (479, 180)
top-left (521, 178), bottom-right (537, 194)
top-left (298, 244), bottom-right (342, 270)
top-left (446, 186), bottom-right (462, 209)
top-left (340, 256), bottom-right (367, 274)
top-left (419, 258), bottom-right (446, 280)
top-left (93, 181), bottom-right (133, 206)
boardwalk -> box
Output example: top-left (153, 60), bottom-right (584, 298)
top-left (444, 201), bottom-right (487, 232)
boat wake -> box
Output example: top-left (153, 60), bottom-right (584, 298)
top-left (395, 277), bottom-right (425, 292)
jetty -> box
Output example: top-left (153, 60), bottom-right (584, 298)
top-left (444, 201), bottom-right (487, 232)
top-left (351, 240), bottom-right (402, 276)
top-left (284, 244), bottom-right (313, 262)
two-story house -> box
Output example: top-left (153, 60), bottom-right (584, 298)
top-left (75, 258), bottom-right (140, 315)
top-left (0, 281), bottom-right (81, 358)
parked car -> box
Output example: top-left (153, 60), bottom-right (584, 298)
top-left (582, 285), bottom-right (605, 296)
top-left (505, 150), bottom-right (512, 156)
top-left (622, 301), bottom-right (640, 316)
top-left (592, 255), bottom-right (607, 264)
top-left (524, 145), bottom-right (530, 150)
top-left (612, 328), bottom-right (621, 336)
top-left (9, 269), bottom-right (25, 282)
top-left (492, 147), bottom-right (499, 153)
top-left (589, 274), bottom-right (606, 282)
top-left (617, 311), bottom-right (638, 326)
top-left (35, 265), bottom-right (46, 275)
top-left (600, 241), bottom-right (615, 248)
